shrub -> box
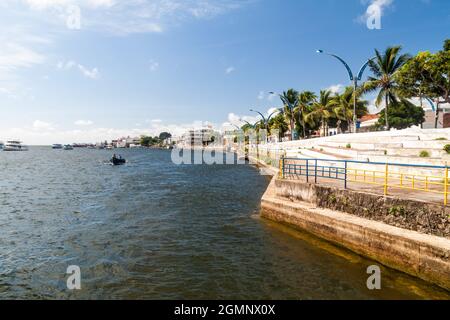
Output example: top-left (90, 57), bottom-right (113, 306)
top-left (444, 144), bottom-right (450, 154)
top-left (346, 144), bottom-right (352, 149)
top-left (435, 137), bottom-right (447, 141)
top-left (419, 150), bottom-right (430, 158)
top-left (384, 150), bottom-right (387, 155)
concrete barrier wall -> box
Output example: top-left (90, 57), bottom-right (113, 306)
top-left (274, 178), bottom-right (450, 237)
top-left (261, 178), bottom-right (450, 291)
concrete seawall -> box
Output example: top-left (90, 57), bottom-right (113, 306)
top-left (261, 177), bottom-right (450, 291)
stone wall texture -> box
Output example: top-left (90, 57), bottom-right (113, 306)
top-left (274, 179), bottom-right (450, 238)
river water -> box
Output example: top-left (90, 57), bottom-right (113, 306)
top-left (0, 147), bottom-right (448, 299)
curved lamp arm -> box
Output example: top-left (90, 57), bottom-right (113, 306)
top-left (425, 97), bottom-right (436, 112)
top-left (317, 50), bottom-right (354, 81)
top-left (357, 57), bottom-right (376, 81)
top-left (241, 119), bottom-right (259, 128)
top-left (267, 110), bottom-right (280, 123)
top-left (250, 109), bottom-right (267, 124)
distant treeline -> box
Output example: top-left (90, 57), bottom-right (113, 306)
top-left (140, 132), bottom-right (172, 147)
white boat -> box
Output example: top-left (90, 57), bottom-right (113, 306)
top-left (63, 144), bottom-right (74, 150)
top-left (52, 144), bottom-right (63, 149)
top-left (3, 141), bottom-right (28, 151)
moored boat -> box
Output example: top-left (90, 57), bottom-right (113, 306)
top-left (52, 144), bottom-right (63, 149)
top-left (3, 141), bottom-right (28, 151)
top-left (63, 144), bottom-right (74, 150)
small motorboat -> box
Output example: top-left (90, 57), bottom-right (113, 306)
top-left (110, 155), bottom-right (126, 166)
top-left (63, 144), bottom-right (74, 150)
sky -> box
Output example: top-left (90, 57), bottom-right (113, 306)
top-left (0, 0), bottom-right (449, 144)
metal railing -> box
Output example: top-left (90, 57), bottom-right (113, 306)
top-left (279, 157), bottom-right (450, 205)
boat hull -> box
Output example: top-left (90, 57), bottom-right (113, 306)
top-left (3, 147), bottom-right (28, 151)
top-left (111, 158), bottom-right (126, 166)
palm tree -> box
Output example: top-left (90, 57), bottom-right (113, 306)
top-left (331, 86), bottom-right (368, 133)
top-left (279, 89), bottom-right (299, 140)
top-left (295, 91), bottom-right (317, 138)
top-left (305, 90), bottom-right (335, 136)
top-left (362, 46), bottom-right (411, 130)
top-left (269, 113), bottom-right (289, 142)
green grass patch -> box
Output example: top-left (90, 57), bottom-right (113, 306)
top-left (444, 144), bottom-right (450, 154)
top-left (419, 150), bottom-right (430, 158)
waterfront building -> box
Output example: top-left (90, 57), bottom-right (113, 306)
top-left (179, 127), bottom-right (218, 148)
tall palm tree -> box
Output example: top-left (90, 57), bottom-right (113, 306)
top-left (295, 91), bottom-right (317, 138)
top-left (305, 90), bottom-right (335, 136)
top-left (279, 89), bottom-right (299, 140)
top-left (362, 46), bottom-right (411, 130)
top-left (331, 86), bottom-right (368, 133)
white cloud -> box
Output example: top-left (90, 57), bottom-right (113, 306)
top-left (0, 119), bottom-right (225, 145)
top-left (225, 66), bottom-right (235, 74)
top-left (327, 84), bottom-right (344, 94)
top-left (8, 0), bottom-right (246, 36)
top-left (57, 60), bottom-right (76, 70)
top-left (0, 87), bottom-right (12, 94)
top-left (56, 60), bottom-right (99, 79)
top-left (74, 120), bottom-right (94, 126)
top-left (32, 120), bottom-right (54, 130)
top-left (149, 60), bottom-right (159, 72)
top-left (257, 91), bottom-right (265, 100)
top-left (87, 0), bottom-right (115, 8)
top-left (0, 43), bottom-right (45, 72)
top-left (78, 64), bottom-right (99, 79)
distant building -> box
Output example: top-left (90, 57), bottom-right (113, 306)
top-left (179, 127), bottom-right (218, 147)
top-left (115, 136), bottom-right (141, 148)
top-left (359, 114), bottom-right (380, 132)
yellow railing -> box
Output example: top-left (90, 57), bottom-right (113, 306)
top-left (281, 158), bottom-right (450, 205)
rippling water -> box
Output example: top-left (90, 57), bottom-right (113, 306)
top-left (0, 147), bottom-right (448, 299)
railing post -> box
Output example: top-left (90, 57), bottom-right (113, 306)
top-left (384, 162), bottom-right (389, 196)
top-left (279, 157), bottom-right (283, 179)
top-left (282, 157), bottom-right (285, 179)
top-left (344, 161), bottom-right (348, 189)
top-left (445, 164), bottom-right (448, 206)
top-left (315, 159), bottom-right (318, 184)
top-left (306, 159), bottom-right (309, 183)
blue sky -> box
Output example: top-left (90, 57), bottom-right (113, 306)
top-left (0, 0), bottom-right (449, 144)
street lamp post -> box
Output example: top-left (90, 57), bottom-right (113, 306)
top-left (316, 50), bottom-right (374, 134)
top-left (270, 92), bottom-right (298, 141)
top-left (249, 108), bottom-right (280, 142)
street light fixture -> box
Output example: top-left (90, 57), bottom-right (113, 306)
top-left (249, 108), bottom-right (280, 142)
top-left (316, 50), bottom-right (374, 133)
